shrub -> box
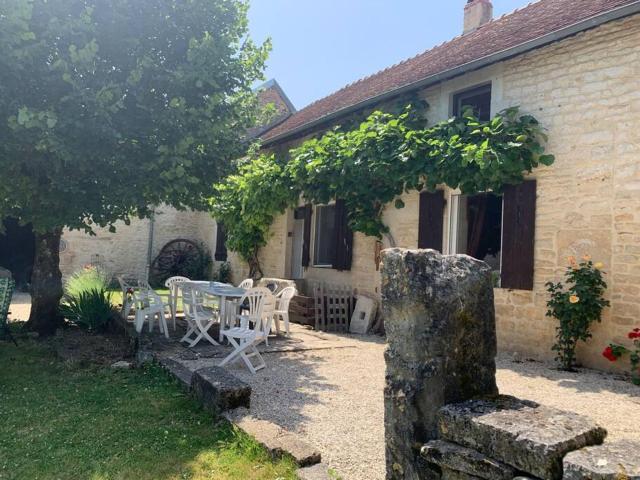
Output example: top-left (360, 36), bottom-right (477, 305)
top-left (59, 289), bottom-right (117, 332)
top-left (603, 328), bottom-right (640, 385)
top-left (59, 265), bottom-right (117, 332)
top-left (65, 265), bottom-right (110, 297)
top-left (546, 255), bottom-right (610, 370)
top-left (215, 262), bottom-right (232, 284)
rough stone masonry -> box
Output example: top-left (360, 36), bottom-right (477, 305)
top-left (381, 248), bottom-right (498, 480)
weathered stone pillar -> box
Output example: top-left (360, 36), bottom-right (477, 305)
top-left (381, 248), bottom-right (498, 480)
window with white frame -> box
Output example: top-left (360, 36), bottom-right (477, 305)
top-left (313, 205), bottom-right (336, 266)
top-left (449, 192), bottom-right (503, 273)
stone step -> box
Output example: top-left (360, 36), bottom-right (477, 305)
top-left (438, 395), bottom-right (607, 480)
top-left (296, 463), bottom-right (333, 480)
top-left (191, 366), bottom-right (251, 414)
top-left (421, 440), bottom-right (516, 480)
top-left (563, 440), bottom-right (640, 479)
top-left (225, 409), bottom-right (321, 467)
top-left (156, 356), bottom-right (194, 391)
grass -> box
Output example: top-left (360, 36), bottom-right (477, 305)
top-left (0, 338), bottom-right (297, 480)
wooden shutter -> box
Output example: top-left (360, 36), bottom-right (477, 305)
top-left (418, 190), bottom-right (445, 251)
top-left (214, 222), bottom-right (227, 261)
top-left (501, 180), bottom-right (536, 290)
top-left (301, 204), bottom-right (313, 267)
top-left (333, 199), bottom-right (353, 271)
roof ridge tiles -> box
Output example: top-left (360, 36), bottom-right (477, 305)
top-left (261, 0), bottom-right (640, 144)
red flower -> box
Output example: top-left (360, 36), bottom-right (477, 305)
top-left (602, 346), bottom-right (618, 362)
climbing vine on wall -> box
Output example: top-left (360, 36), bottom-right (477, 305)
top-left (210, 104), bottom-right (554, 275)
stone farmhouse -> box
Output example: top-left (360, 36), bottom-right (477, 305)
top-left (227, 0), bottom-right (640, 370)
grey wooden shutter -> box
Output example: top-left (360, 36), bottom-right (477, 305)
top-left (332, 199), bottom-right (353, 271)
top-left (501, 180), bottom-right (536, 290)
top-left (418, 190), bottom-right (445, 251)
top-left (301, 204), bottom-right (313, 267)
top-left (214, 223), bottom-right (227, 261)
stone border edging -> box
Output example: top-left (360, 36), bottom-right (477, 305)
top-left (148, 350), bottom-right (324, 472)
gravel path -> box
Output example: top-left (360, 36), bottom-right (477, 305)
top-left (228, 336), bottom-right (640, 480)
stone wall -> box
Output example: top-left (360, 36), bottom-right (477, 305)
top-left (230, 14), bottom-right (640, 370)
top-left (60, 206), bottom-right (217, 281)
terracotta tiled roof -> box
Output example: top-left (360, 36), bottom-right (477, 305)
top-left (262, 0), bottom-right (639, 144)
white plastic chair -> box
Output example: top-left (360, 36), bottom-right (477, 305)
top-left (117, 276), bottom-right (142, 318)
top-left (132, 288), bottom-right (170, 338)
top-left (273, 286), bottom-right (297, 336)
top-left (164, 276), bottom-right (191, 330)
top-left (219, 287), bottom-right (271, 373)
top-left (218, 278), bottom-right (254, 341)
top-left (181, 283), bottom-right (219, 347)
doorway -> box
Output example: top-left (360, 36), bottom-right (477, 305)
top-left (0, 218), bottom-right (36, 290)
top-left (290, 209), bottom-right (305, 280)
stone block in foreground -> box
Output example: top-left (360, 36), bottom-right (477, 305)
top-left (563, 440), bottom-right (640, 479)
top-left (421, 440), bottom-right (516, 480)
top-left (191, 366), bottom-right (251, 414)
top-left (438, 396), bottom-right (607, 480)
top-left (381, 248), bottom-right (498, 480)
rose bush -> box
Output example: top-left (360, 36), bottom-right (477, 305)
top-left (546, 255), bottom-right (610, 370)
top-left (603, 328), bottom-right (640, 385)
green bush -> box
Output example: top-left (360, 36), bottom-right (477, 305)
top-left (546, 255), bottom-right (610, 370)
top-left (59, 289), bottom-right (117, 332)
top-left (59, 265), bottom-right (117, 332)
top-left (65, 265), bottom-right (110, 297)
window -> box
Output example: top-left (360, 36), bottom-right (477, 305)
top-left (452, 83), bottom-right (492, 121)
top-left (314, 205), bottom-right (336, 266)
top-left (449, 193), bottom-right (503, 273)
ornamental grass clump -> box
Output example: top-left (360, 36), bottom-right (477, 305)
top-left (603, 328), bottom-right (640, 385)
top-left (59, 265), bottom-right (118, 332)
top-left (546, 255), bottom-right (609, 370)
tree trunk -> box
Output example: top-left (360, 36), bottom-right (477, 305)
top-left (27, 228), bottom-right (64, 336)
top-left (248, 247), bottom-right (263, 279)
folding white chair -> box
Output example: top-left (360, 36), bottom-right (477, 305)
top-left (181, 283), bottom-right (219, 347)
top-left (164, 276), bottom-right (191, 330)
top-left (273, 286), bottom-right (297, 336)
top-left (219, 287), bottom-right (272, 373)
top-left (132, 287), bottom-right (170, 338)
top-left (237, 278), bottom-right (254, 289)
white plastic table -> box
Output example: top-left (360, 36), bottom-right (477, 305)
top-left (188, 282), bottom-right (246, 342)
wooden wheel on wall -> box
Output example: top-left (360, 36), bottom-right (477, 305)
top-left (149, 239), bottom-right (205, 286)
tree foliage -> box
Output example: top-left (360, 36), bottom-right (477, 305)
top-left (0, 0), bottom-right (269, 233)
top-left (0, 0), bottom-right (269, 333)
top-left (210, 103), bottom-right (555, 270)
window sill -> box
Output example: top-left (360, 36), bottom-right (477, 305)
top-left (312, 264), bottom-right (333, 269)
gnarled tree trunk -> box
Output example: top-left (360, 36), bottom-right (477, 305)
top-left (248, 247), bottom-right (263, 280)
top-left (26, 228), bottom-right (64, 336)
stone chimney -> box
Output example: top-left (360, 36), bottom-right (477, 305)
top-left (464, 0), bottom-right (493, 34)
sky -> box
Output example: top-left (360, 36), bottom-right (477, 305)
top-left (248, 0), bottom-right (529, 110)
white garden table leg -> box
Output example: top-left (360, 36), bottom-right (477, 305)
top-left (218, 294), bottom-right (227, 342)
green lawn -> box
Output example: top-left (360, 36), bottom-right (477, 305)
top-left (0, 338), bottom-right (296, 480)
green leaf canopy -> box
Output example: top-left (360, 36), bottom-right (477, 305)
top-left (0, 0), bottom-right (270, 233)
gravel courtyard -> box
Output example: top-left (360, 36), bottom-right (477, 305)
top-left (226, 327), bottom-right (640, 480)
